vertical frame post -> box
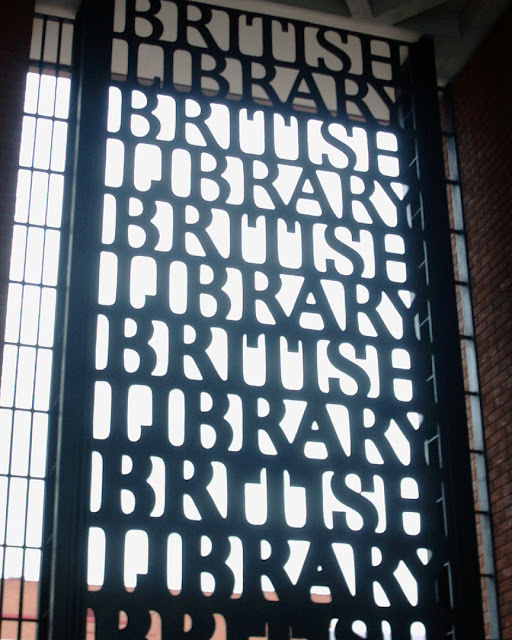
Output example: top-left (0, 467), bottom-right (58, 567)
top-left (48, 1), bottom-right (115, 639)
top-left (410, 36), bottom-right (485, 639)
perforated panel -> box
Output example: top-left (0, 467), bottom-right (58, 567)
top-left (50, 2), bottom-right (483, 639)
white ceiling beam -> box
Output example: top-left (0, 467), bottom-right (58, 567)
top-left (371, 0), bottom-right (447, 24)
top-left (395, 5), bottom-right (462, 36)
top-left (35, 0), bottom-right (81, 18)
top-left (344, 0), bottom-right (374, 19)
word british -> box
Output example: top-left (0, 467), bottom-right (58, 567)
top-left (113, 0), bottom-right (408, 122)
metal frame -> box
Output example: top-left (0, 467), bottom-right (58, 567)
top-left (408, 40), bottom-right (485, 638)
top-left (46, 4), bottom-right (115, 639)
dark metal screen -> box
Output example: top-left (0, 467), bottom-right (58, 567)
top-left (48, 1), bottom-right (484, 638)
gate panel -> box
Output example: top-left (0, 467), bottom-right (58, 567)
top-left (50, 2), bottom-right (484, 638)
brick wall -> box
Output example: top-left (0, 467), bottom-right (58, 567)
top-left (451, 9), bottom-right (512, 638)
top-left (0, 3), bottom-right (36, 368)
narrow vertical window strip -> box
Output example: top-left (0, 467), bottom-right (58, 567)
top-left (0, 15), bottom-right (73, 640)
top-left (441, 87), bottom-right (501, 640)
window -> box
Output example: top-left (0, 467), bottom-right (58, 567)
top-left (0, 15), bottom-right (73, 640)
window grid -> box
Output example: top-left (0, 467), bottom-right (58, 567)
top-left (441, 86), bottom-right (501, 640)
top-left (0, 15), bottom-right (73, 640)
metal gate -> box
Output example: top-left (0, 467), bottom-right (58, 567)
top-left (46, 1), bottom-right (484, 638)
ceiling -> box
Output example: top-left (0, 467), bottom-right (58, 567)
top-left (261, 0), bottom-right (512, 82)
top-left (35, 0), bottom-right (511, 83)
